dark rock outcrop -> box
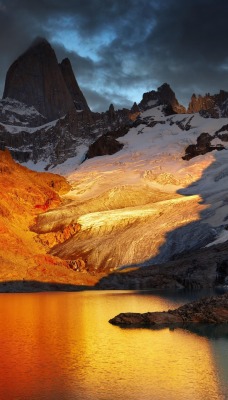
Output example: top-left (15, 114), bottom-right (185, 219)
top-left (182, 132), bottom-right (225, 160)
top-left (3, 37), bottom-right (75, 122)
top-left (109, 293), bottom-right (228, 327)
top-left (86, 134), bottom-right (124, 159)
top-left (139, 83), bottom-right (186, 114)
top-left (85, 125), bottom-right (130, 159)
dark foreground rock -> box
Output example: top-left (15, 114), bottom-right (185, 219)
top-left (96, 240), bottom-right (228, 290)
top-left (109, 293), bottom-right (228, 327)
top-left (182, 132), bottom-right (225, 160)
top-left (86, 134), bottom-right (124, 159)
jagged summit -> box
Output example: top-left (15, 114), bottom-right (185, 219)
top-left (28, 36), bottom-right (50, 48)
top-left (187, 90), bottom-right (228, 117)
top-left (2, 38), bottom-right (90, 122)
top-left (59, 57), bottom-right (90, 113)
top-left (2, 36), bottom-right (228, 169)
top-left (139, 83), bottom-right (186, 114)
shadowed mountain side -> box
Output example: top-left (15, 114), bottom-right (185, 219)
top-left (96, 240), bottom-right (228, 289)
top-left (0, 280), bottom-right (92, 292)
top-left (3, 38), bottom-right (76, 121)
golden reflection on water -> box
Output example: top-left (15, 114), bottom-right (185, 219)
top-left (0, 291), bottom-right (226, 400)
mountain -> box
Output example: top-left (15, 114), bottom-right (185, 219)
top-left (1, 37), bottom-right (228, 290)
top-left (3, 37), bottom-right (77, 122)
top-left (138, 83), bottom-right (186, 114)
top-left (59, 57), bottom-right (91, 114)
top-left (1, 101), bottom-right (228, 290)
top-left (32, 105), bottom-right (228, 283)
top-left (0, 38), bottom-right (138, 168)
top-left (188, 90), bottom-right (228, 117)
top-left (1, 37), bottom-right (227, 170)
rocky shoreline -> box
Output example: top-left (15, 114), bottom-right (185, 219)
top-left (97, 240), bottom-right (228, 290)
top-left (109, 293), bottom-right (228, 327)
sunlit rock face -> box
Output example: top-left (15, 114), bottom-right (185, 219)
top-left (33, 106), bottom-right (228, 273)
top-left (187, 90), bottom-right (228, 117)
top-left (0, 149), bottom-right (103, 287)
top-left (139, 83), bottom-right (186, 114)
top-left (49, 193), bottom-right (211, 272)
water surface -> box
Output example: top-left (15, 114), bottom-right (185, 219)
top-left (0, 290), bottom-right (227, 400)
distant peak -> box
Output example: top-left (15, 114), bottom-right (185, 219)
top-left (31, 36), bottom-right (49, 45)
top-left (61, 58), bottom-right (71, 66)
top-left (158, 83), bottom-right (171, 90)
top-left (29, 37), bottom-right (51, 49)
top-left (139, 83), bottom-right (186, 114)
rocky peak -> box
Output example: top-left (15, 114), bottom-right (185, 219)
top-left (108, 103), bottom-right (115, 118)
top-left (131, 102), bottom-right (140, 113)
top-left (59, 58), bottom-right (91, 113)
top-left (187, 93), bottom-right (215, 114)
top-left (3, 37), bottom-right (75, 122)
top-left (139, 83), bottom-right (186, 114)
top-left (187, 90), bottom-right (228, 117)
top-left (28, 36), bottom-right (49, 48)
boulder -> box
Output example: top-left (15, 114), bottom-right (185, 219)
top-left (86, 134), bottom-right (124, 159)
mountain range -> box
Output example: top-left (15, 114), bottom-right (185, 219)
top-left (0, 38), bottom-right (228, 291)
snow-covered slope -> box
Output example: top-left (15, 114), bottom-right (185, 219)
top-left (33, 106), bottom-right (228, 272)
top-left (0, 98), bottom-right (46, 127)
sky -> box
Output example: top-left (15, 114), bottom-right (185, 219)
top-left (0, 0), bottom-right (228, 112)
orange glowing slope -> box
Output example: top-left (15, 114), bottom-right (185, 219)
top-left (0, 150), bottom-right (98, 286)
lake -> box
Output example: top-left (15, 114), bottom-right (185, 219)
top-left (0, 290), bottom-right (227, 400)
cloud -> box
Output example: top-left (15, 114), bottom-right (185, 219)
top-left (0, 0), bottom-right (228, 111)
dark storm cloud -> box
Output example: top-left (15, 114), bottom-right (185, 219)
top-left (0, 0), bottom-right (228, 111)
